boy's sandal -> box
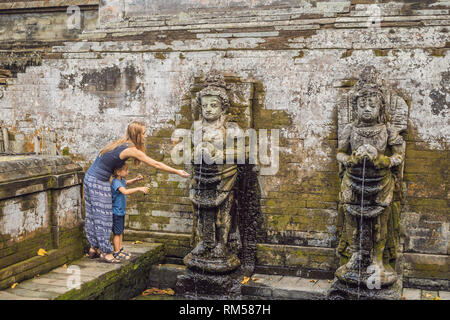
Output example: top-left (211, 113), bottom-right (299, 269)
top-left (99, 253), bottom-right (121, 263)
top-left (114, 249), bottom-right (131, 260)
top-left (119, 248), bottom-right (132, 258)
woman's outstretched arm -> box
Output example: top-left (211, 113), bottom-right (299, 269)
top-left (120, 147), bottom-right (190, 177)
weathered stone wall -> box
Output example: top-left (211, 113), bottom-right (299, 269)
top-left (0, 155), bottom-right (85, 289)
top-left (0, 0), bottom-right (447, 288)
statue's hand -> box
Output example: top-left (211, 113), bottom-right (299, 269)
top-left (390, 154), bottom-right (403, 167)
top-left (339, 154), bottom-right (358, 168)
top-left (355, 144), bottom-right (378, 162)
top-left (373, 154), bottom-right (391, 169)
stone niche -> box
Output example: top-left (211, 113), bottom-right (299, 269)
top-left (0, 155), bottom-right (85, 289)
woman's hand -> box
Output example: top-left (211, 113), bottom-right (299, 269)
top-left (177, 170), bottom-right (190, 178)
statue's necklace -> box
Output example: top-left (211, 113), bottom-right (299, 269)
top-left (354, 125), bottom-right (383, 138)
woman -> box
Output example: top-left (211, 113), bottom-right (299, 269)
top-left (84, 121), bottom-right (190, 263)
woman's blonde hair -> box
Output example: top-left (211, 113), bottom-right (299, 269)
top-left (100, 121), bottom-right (146, 165)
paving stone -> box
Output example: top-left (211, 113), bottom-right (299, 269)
top-left (422, 290), bottom-right (439, 300)
top-left (25, 276), bottom-right (70, 288)
top-left (438, 291), bottom-right (450, 300)
top-left (5, 287), bottom-right (59, 300)
top-left (402, 288), bottom-right (421, 300)
top-left (271, 277), bottom-right (328, 300)
top-left (241, 274), bottom-right (283, 298)
top-left (250, 274), bottom-right (283, 286)
top-left (17, 281), bottom-right (69, 294)
top-left (0, 290), bottom-right (47, 300)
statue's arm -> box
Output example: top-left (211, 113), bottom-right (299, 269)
top-left (374, 124), bottom-right (405, 169)
top-left (389, 143), bottom-right (405, 167)
top-left (336, 124), bottom-right (353, 166)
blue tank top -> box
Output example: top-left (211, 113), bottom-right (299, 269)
top-left (86, 143), bottom-right (132, 181)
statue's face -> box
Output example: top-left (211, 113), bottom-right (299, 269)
top-left (201, 95), bottom-right (223, 122)
top-left (356, 93), bottom-right (381, 124)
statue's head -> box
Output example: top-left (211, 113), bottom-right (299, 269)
top-left (195, 71), bottom-right (230, 122)
top-left (351, 67), bottom-right (387, 124)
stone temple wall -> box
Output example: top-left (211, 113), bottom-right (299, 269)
top-left (0, 1), bottom-right (448, 289)
top-left (0, 155), bottom-right (85, 289)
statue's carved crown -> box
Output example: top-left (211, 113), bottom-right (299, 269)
top-left (354, 66), bottom-right (384, 94)
top-left (203, 70), bottom-right (227, 90)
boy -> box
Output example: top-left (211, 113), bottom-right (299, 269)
top-left (111, 163), bottom-right (149, 260)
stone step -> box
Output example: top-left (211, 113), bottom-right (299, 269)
top-left (242, 274), bottom-right (331, 300)
top-left (0, 242), bottom-right (164, 300)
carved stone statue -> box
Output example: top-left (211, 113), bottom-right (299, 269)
top-left (329, 66), bottom-right (408, 299)
top-left (184, 71), bottom-right (242, 273)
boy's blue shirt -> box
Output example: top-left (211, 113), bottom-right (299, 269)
top-left (111, 178), bottom-right (127, 216)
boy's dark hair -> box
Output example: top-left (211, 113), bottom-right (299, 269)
top-left (112, 163), bottom-right (128, 179)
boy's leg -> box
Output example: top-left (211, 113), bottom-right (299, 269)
top-left (113, 234), bottom-right (121, 253)
top-left (112, 214), bottom-right (122, 253)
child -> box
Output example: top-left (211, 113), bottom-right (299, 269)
top-left (111, 163), bottom-right (149, 260)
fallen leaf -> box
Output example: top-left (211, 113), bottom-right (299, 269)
top-left (133, 241), bottom-right (143, 244)
top-left (62, 264), bottom-right (67, 268)
top-left (37, 248), bottom-right (47, 256)
top-left (434, 297), bottom-right (441, 300)
top-left (401, 296), bottom-right (406, 300)
top-left (142, 287), bottom-right (175, 296)
top-left (328, 280), bottom-right (332, 283)
top-left (11, 283), bottom-right (19, 289)
top-left (425, 293), bottom-right (432, 298)
top-left (310, 279), bottom-right (318, 284)
top-left (35, 274), bottom-right (40, 278)
top-left (241, 276), bottom-right (250, 285)
top-left (251, 277), bottom-right (260, 282)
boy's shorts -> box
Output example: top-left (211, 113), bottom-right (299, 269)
top-left (112, 214), bottom-right (125, 235)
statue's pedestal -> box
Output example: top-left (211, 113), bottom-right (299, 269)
top-left (327, 278), bottom-right (402, 300)
top-left (183, 251), bottom-right (241, 274)
top-left (175, 268), bottom-right (242, 299)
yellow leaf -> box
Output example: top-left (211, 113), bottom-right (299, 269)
top-left (168, 289), bottom-right (175, 295)
top-left (425, 293), bottom-right (432, 298)
top-left (142, 287), bottom-right (175, 296)
top-left (434, 297), bottom-right (441, 300)
top-left (11, 283), bottom-right (19, 289)
top-left (241, 276), bottom-right (250, 285)
top-left (37, 248), bottom-right (47, 256)
top-left (328, 280), bottom-right (332, 283)
top-left (133, 241), bottom-right (143, 244)
top-left (401, 296), bottom-right (406, 300)
top-left (62, 264), bottom-right (67, 268)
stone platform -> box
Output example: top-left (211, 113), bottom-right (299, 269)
top-left (0, 242), bottom-right (164, 300)
top-left (145, 264), bottom-right (450, 300)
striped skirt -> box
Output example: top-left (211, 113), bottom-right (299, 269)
top-left (83, 173), bottom-right (114, 254)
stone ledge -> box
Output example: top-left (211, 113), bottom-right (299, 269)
top-left (0, 155), bottom-right (84, 200)
top-left (403, 252), bottom-right (449, 285)
top-left (0, 241), bottom-right (164, 300)
top-left (0, 1), bottom-right (98, 11)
